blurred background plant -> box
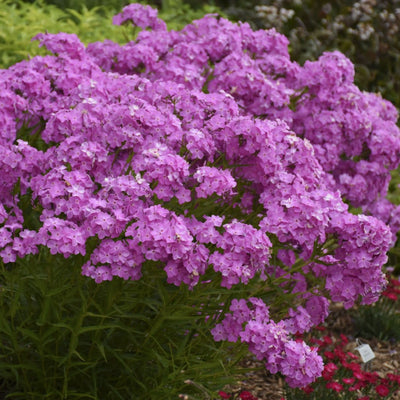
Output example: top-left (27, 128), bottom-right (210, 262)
top-left (0, 0), bottom-right (128, 68)
top-left (0, 0), bottom-right (222, 69)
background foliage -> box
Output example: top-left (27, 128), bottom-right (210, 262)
top-left (0, 0), bottom-right (222, 68)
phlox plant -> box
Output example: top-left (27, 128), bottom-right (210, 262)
top-left (1, 2), bottom-right (400, 399)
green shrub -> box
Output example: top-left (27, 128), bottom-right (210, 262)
top-left (0, 1), bottom-right (130, 68)
top-left (0, 0), bottom-right (222, 69)
top-left (22, 0), bottom-right (131, 11)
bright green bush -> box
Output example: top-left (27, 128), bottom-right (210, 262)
top-left (22, 0), bottom-right (130, 10)
top-left (0, 1), bottom-right (130, 68)
top-left (0, 0), bottom-right (222, 69)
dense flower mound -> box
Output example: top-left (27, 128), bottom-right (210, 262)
top-left (0, 3), bottom-right (399, 388)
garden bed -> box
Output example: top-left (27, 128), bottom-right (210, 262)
top-left (224, 301), bottom-right (400, 399)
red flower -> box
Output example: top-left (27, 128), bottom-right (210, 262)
top-left (387, 373), bottom-right (400, 384)
top-left (347, 362), bottom-right (362, 373)
top-left (322, 362), bottom-right (338, 380)
top-left (322, 335), bottom-right (333, 345)
top-left (310, 337), bottom-right (322, 346)
top-left (343, 377), bottom-right (356, 384)
top-left (340, 334), bottom-right (349, 345)
top-left (353, 370), bottom-right (367, 381)
top-left (390, 278), bottom-right (400, 286)
top-left (239, 391), bottom-right (258, 400)
top-left (357, 397), bottom-right (370, 400)
top-left (349, 381), bottom-right (368, 391)
top-left (326, 381), bottom-right (343, 392)
top-left (301, 386), bottom-right (314, 394)
top-left (364, 371), bottom-right (379, 384)
top-left (324, 351), bottom-right (335, 360)
top-left (334, 347), bottom-right (346, 361)
top-left (218, 391), bottom-right (231, 399)
top-left (375, 384), bottom-right (390, 397)
top-left (346, 352), bottom-right (359, 360)
top-left (382, 291), bottom-right (397, 301)
top-left (314, 325), bottom-right (327, 331)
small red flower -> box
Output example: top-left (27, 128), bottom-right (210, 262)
top-left (322, 335), bottom-right (333, 345)
top-left (301, 386), bottom-right (314, 394)
top-left (310, 337), bottom-right (322, 346)
top-left (239, 391), bottom-right (258, 400)
top-left (390, 278), bottom-right (400, 286)
top-left (353, 370), bottom-right (367, 381)
top-left (322, 362), bottom-right (338, 380)
top-left (340, 334), bottom-right (349, 345)
top-left (343, 377), bottom-right (356, 385)
top-left (387, 373), bottom-right (400, 384)
top-left (314, 325), bottom-right (327, 331)
top-left (218, 391), bottom-right (231, 399)
top-left (324, 351), bottom-right (335, 360)
top-left (375, 384), bottom-right (390, 397)
top-left (346, 352), bottom-right (359, 360)
top-left (364, 371), bottom-right (379, 384)
top-left (347, 362), bottom-right (362, 373)
top-left (382, 291), bottom-right (397, 301)
top-left (334, 347), bottom-right (346, 361)
top-left (326, 381), bottom-right (343, 392)
top-left (349, 381), bottom-right (368, 391)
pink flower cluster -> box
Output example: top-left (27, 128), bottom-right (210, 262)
top-left (0, 3), bottom-right (399, 388)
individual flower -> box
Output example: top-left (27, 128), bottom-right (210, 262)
top-left (375, 384), bottom-right (390, 396)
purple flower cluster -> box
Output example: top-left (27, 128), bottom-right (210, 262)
top-left (289, 51), bottom-right (400, 241)
top-left (0, 3), bottom-right (398, 387)
top-left (211, 298), bottom-right (324, 387)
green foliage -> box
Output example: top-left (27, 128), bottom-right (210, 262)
top-left (0, 0), bottom-right (130, 69)
top-left (158, 0), bottom-right (223, 31)
top-left (353, 301), bottom-right (400, 342)
top-left (0, 251), bottom-right (249, 399)
top-left (23, 0), bottom-right (131, 11)
top-left (353, 295), bottom-right (400, 341)
top-left (0, 0), bottom-right (223, 69)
